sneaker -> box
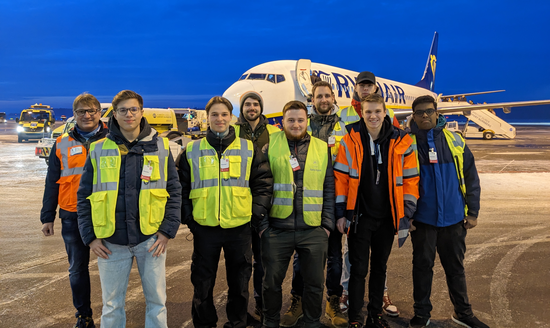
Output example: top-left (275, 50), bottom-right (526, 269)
top-left (340, 290), bottom-right (349, 313)
top-left (348, 322), bottom-right (363, 328)
top-left (382, 292), bottom-right (399, 317)
top-left (74, 316), bottom-right (95, 328)
top-left (365, 314), bottom-right (390, 328)
top-left (409, 315), bottom-right (430, 328)
top-left (280, 294), bottom-right (303, 327)
top-left (325, 295), bottom-right (348, 327)
top-left (451, 314), bottom-right (489, 328)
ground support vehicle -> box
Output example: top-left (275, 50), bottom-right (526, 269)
top-left (16, 104), bottom-right (56, 142)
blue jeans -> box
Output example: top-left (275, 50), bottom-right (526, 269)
top-left (61, 215), bottom-right (92, 317)
top-left (98, 236), bottom-right (167, 328)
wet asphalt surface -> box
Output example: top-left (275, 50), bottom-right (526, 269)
top-left (0, 122), bottom-right (549, 328)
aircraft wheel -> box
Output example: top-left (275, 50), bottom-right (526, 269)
top-left (483, 131), bottom-right (494, 140)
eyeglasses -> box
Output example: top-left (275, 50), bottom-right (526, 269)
top-left (414, 108), bottom-right (436, 116)
top-left (74, 109), bottom-right (99, 117)
top-left (116, 107), bottom-right (141, 115)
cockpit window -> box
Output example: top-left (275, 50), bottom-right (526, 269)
top-left (238, 73), bottom-right (287, 84)
top-left (247, 73), bottom-right (267, 80)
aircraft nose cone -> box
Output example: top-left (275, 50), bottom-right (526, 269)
top-left (222, 81), bottom-right (256, 113)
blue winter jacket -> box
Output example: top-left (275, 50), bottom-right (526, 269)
top-left (410, 115), bottom-right (480, 227)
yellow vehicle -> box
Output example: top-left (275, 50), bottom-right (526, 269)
top-left (101, 106), bottom-right (183, 139)
top-left (36, 106), bottom-right (185, 164)
top-left (16, 104), bottom-right (56, 142)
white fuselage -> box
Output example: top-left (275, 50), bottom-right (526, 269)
top-left (222, 60), bottom-right (437, 121)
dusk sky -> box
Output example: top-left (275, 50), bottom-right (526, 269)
top-left (1, 0), bottom-right (549, 119)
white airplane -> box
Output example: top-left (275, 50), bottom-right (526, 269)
top-left (222, 32), bottom-right (550, 125)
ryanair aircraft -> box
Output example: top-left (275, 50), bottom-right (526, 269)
top-left (222, 32), bottom-right (550, 124)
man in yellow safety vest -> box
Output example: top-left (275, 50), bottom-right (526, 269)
top-left (260, 100), bottom-right (335, 328)
top-left (177, 96), bottom-right (273, 328)
top-left (77, 90), bottom-right (182, 328)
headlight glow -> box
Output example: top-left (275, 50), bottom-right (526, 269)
top-left (16, 126), bottom-right (24, 132)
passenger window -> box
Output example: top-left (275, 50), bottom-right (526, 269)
top-left (276, 74), bottom-right (285, 83)
top-left (247, 73), bottom-right (267, 80)
top-left (239, 74), bottom-right (248, 80)
top-left (267, 74), bottom-right (276, 83)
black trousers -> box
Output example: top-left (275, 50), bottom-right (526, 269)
top-left (411, 220), bottom-right (473, 319)
top-left (190, 223), bottom-right (252, 328)
top-left (251, 229), bottom-right (264, 306)
top-left (291, 228), bottom-right (343, 298)
top-left (261, 227), bottom-right (328, 328)
top-left (347, 218), bottom-right (395, 323)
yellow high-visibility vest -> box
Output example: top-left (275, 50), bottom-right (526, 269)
top-left (87, 137), bottom-right (170, 238)
top-left (306, 118), bottom-right (347, 163)
top-left (268, 131), bottom-right (328, 226)
top-left (186, 136), bottom-right (254, 228)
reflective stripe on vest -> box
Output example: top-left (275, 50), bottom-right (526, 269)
top-left (337, 106), bottom-right (360, 125)
top-left (87, 137), bottom-right (170, 238)
top-left (233, 124), bottom-right (279, 137)
top-left (56, 133), bottom-right (87, 212)
top-left (306, 118), bottom-right (347, 163)
top-left (268, 131), bottom-right (328, 226)
top-left (410, 130), bottom-right (467, 215)
top-left (186, 137), bottom-right (254, 228)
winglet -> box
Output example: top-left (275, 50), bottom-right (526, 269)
top-left (415, 32), bottom-right (439, 92)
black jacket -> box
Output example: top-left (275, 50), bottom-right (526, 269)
top-left (177, 126), bottom-right (273, 231)
top-left (77, 117), bottom-right (182, 246)
top-left (234, 114), bottom-right (272, 150)
top-left (260, 133), bottom-right (335, 233)
top-left (41, 123), bottom-right (108, 223)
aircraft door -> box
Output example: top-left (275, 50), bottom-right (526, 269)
top-left (296, 59), bottom-right (313, 98)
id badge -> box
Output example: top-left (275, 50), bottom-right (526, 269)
top-left (70, 146), bottom-right (83, 156)
top-left (429, 149), bottom-right (438, 164)
top-left (289, 156), bottom-right (300, 171)
top-left (328, 136), bottom-right (336, 147)
top-left (220, 158), bottom-right (229, 172)
top-left (141, 161), bottom-right (153, 181)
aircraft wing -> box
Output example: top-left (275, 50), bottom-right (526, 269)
top-left (440, 90), bottom-right (505, 100)
top-left (437, 99), bottom-right (550, 114)
top-left (392, 99), bottom-right (550, 121)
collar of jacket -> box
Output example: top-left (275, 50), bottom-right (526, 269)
top-left (410, 114), bottom-right (447, 139)
top-left (349, 118), bottom-right (411, 154)
top-left (206, 125), bottom-right (236, 154)
top-left (69, 121), bottom-right (107, 145)
top-left (107, 117), bottom-right (156, 151)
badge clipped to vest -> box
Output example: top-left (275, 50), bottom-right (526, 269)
top-left (289, 155), bottom-right (300, 171)
top-left (220, 157), bottom-right (230, 172)
top-left (141, 160), bottom-right (153, 181)
top-left (429, 148), bottom-right (438, 164)
top-left (69, 146), bottom-right (83, 156)
top-left (328, 136), bottom-right (336, 148)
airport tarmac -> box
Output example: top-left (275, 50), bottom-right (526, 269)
top-left (0, 125), bottom-right (549, 328)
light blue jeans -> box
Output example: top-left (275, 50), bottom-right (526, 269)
top-left (98, 236), bottom-right (167, 328)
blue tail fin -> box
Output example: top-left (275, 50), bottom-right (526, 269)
top-left (415, 32), bottom-right (439, 92)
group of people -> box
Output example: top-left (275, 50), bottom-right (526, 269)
top-left (40, 71), bottom-right (489, 328)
